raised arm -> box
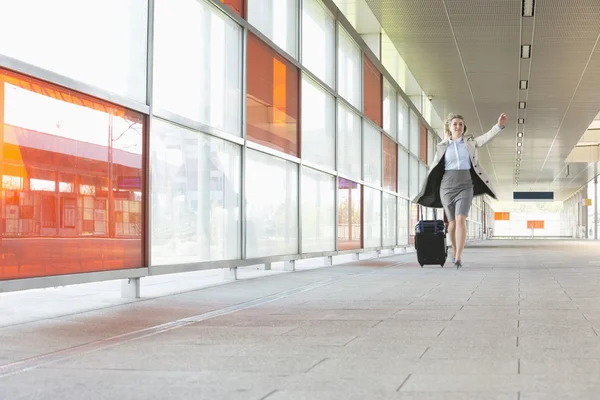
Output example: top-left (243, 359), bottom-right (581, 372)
top-left (475, 113), bottom-right (507, 147)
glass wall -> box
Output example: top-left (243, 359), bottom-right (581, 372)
top-left (0, 68), bottom-right (144, 280)
top-left (0, 0), bottom-right (469, 284)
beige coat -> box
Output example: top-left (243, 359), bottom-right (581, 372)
top-left (413, 124), bottom-right (504, 208)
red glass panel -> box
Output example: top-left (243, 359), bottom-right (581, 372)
top-left (419, 123), bottom-right (428, 164)
top-left (383, 135), bottom-right (397, 192)
top-left (221, 0), bottom-right (244, 17)
top-left (338, 178), bottom-right (362, 250)
top-left (0, 68), bottom-right (144, 281)
top-left (363, 56), bottom-right (382, 127)
top-left (247, 33), bottom-right (299, 157)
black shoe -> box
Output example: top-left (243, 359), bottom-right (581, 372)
top-left (455, 260), bottom-right (463, 269)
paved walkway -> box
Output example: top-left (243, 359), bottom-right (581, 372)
top-left (2, 240), bottom-right (600, 399)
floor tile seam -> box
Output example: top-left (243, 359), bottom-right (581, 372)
top-left (0, 265), bottom-right (396, 379)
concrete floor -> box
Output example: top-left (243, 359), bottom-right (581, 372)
top-left (2, 240), bottom-right (600, 399)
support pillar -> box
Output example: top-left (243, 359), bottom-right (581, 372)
top-left (263, 262), bottom-right (272, 271)
top-left (283, 260), bottom-right (295, 272)
top-left (224, 267), bottom-right (238, 280)
top-left (121, 278), bottom-right (141, 299)
top-left (324, 256), bottom-right (333, 266)
top-left (352, 253), bottom-right (360, 261)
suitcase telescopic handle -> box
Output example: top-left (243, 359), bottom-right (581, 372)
top-left (418, 206), bottom-right (438, 232)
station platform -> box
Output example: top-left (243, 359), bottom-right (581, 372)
top-left (2, 239), bottom-right (600, 399)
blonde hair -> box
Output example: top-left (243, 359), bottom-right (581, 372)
top-left (444, 113), bottom-right (467, 138)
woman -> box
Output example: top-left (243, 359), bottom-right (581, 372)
top-left (414, 113), bottom-right (507, 268)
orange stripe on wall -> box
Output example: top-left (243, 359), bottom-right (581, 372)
top-left (494, 212), bottom-right (510, 220)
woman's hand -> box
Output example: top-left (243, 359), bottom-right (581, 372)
top-left (498, 113), bottom-right (508, 128)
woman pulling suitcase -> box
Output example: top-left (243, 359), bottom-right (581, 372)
top-left (414, 112), bottom-right (508, 269)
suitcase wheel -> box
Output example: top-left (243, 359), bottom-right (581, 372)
top-left (440, 264), bottom-right (444, 268)
top-left (420, 264), bottom-right (424, 268)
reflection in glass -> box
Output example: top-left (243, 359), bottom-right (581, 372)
top-left (302, 0), bottom-right (335, 88)
top-left (383, 193), bottom-right (396, 246)
top-left (383, 135), bottom-right (397, 192)
top-left (364, 56), bottom-right (382, 127)
top-left (397, 198), bottom-right (409, 246)
top-left (154, 0), bottom-right (242, 136)
top-left (383, 80), bottom-right (397, 137)
top-left (398, 97), bottom-right (409, 149)
top-left (0, 68), bottom-right (144, 280)
top-left (410, 110), bottom-right (419, 156)
top-left (409, 156), bottom-right (420, 200)
top-left (0, 0), bottom-right (148, 102)
top-left (337, 26), bottom-right (361, 110)
top-left (338, 178), bottom-right (361, 250)
top-left (150, 119), bottom-right (241, 265)
top-left (246, 150), bottom-right (298, 257)
top-left (338, 104), bottom-right (361, 180)
top-left (363, 187), bottom-right (381, 248)
top-left (220, 0), bottom-right (244, 16)
top-left (247, 33), bottom-right (299, 156)
top-left (363, 121), bottom-right (382, 187)
top-left (247, 0), bottom-right (297, 57)
top-left (302, 167), bottom-right (335, 253)
top-left (302, 77), bottom-right (335, 169)
top-left (398, 149), bottom-right (409, 199)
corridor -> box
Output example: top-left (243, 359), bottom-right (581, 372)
top-left (2, 240), bottom-right (600, 399)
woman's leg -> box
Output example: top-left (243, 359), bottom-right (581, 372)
top-left (454, 214), bottom-right (467, 261)
top-left (447, 219), bottom-right (456, 259)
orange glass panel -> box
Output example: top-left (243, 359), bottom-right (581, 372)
top-left (221, 0), bottom-right (244, 17)
top-left (494, 212), bottom-right (510, 220)
top-left (419, 123), bottom-right (428, 164)
top-left (247, 33), bottom-right (299, 157)
top-left (383, 135), bottom-right (397, 192)
top-left (363, 56), bottom-right (382, 127)
top-left (0, 68), bottom-right (144, 281)
top-left (527, 220), bottom-right (544, 229)
top-left (338, 178), bottom-right (362, 250)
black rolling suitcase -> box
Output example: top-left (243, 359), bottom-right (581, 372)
top-left (414, 207), bottom-right (448, 267)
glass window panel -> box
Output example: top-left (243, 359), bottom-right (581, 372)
top-left (419, 163), bottom-right (427, 189)
top-left (409, 156), bottom-right (420, 199)
top-left (410, 110), bottom-right (419, 156)
top-left (338, 178), bottom-right (361, 250)
top-left (302, 0), bottom-right (335, 88)
top-left (247, 0), bottom-right (297, 57)
top-left (398, 96), bottom-right (409, 149)
top-left (154, 0), bottom-right (242, 136)
top-left (0, 0), bottom-right (147, 103)
top-left (410, 203), bottom-right (418, 244)
top-left (338, 103), bottom-right (362, 180)
top-left (383, 80), bottom-right (397, 137)
top-left (337, 26), bottom-right (361, 110)
top-left (150, 119), bottom-right (241, 266)
top-left (397, 198), bottom-right (409, 246)
top-left (247, 33), bottom-right (299, 156)
top-left (246, 150), bottom-right (298, 257)
top-left (302, 76), bottom-right (335, 169)
top-left (383, 193), bottom-right (396, 247)
top-left (220, 0), bottom-right (244, 16)
top-left (0, 68), bottom-right (144, 280)
top-left (363, 121), bottom-right (382, 187)
top-left (398, 149), bottom-right (409, 199)
top-left (419, 123), bottom-right (428, 164)
top-left (364, 56), bottom-right (383, 127)
top-left (363, 187), bottom-right (381, 248)
top-left (383, 135), bottom-right (397, 192)
top-left (302, 167), bottom-right (335, 253)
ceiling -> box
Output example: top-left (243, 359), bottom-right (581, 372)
top-left (364, 0), bottom-right (600, 201)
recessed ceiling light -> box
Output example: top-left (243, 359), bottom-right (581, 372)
top-left (517, 158), bottom-right (521, 162)
top-left (521, 45), bottom-right (531, 59)
top-left (517, 164), bottom-right (521, 167)
top-left (519, 80), bottom-right (529, 89)
top-left (519, 101), bottom-right (526, 109)
top-left (517, 150), bottom-right (522, 154)
top-left (517, 132), bottom-right (524, 137)
top-left (522, 0), bottom-right (535, 17)
top-left (517, 142), bottom-right (523, 147)
top-left (518, 118), bottom-right (525, 124)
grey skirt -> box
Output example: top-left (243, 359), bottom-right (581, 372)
top-left (440, 170), bottom-right (473, 221)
